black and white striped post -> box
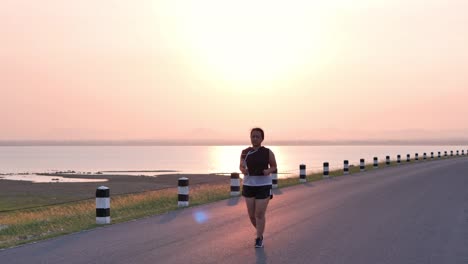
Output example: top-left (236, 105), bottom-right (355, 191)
top-left (96, 186), bottom-right (110, 225)
top-left (344, 160), bottom-right (349, 175)
top-left (423, 153), bottom-right (427, 161)
top-left (456, 150), bottom-right (459, 156)
top-left (397, 155), bottom-right (401, 165)
top-left (323, 162), bottom-right (329, 179)
top-left (386, 156), bottom-right (390, 166)
top-left (407, 154), bottom-right (410, 162)
top-left (230, 173), bottom-right (240, 196)
top-left (415, 153), bottom-right (419, 161)
top-left (360, 159), bottom-right (365, 172)
top-left (450, 150), bottom-right (453, 157)
top-left (300, 164), bottom-right (306, 183)
top-left (178, 177), bottom-right (189, 207)
top-left (272, 169), bottom-right (278, 189)
top-left (438, 151), bottom-right (441, 159)
top-left (373, 157), bottom-right (378, 169)
top-left (431, 152), bottom-right (434, 159)
top-left (444, 151), bottom-right (448, 157)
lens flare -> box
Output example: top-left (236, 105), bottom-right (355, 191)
top-left (193, 211), bottom-right (209, 224)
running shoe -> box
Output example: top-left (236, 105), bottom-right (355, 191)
top-left (255, 236), bottom-right (264, 248)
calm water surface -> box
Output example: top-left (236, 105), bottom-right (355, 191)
top-left (0, 146), bottom-right (465, 177)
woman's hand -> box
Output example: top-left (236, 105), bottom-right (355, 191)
top-left (263, 169), bottom-right (270, 176)
top-left (240, 167), bottom-right (248, 175)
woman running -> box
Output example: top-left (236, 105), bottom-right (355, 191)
top-left (239, 127), bottom-right (277, 248)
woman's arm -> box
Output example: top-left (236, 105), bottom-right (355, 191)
top-left (263, 149), bottom-right (277, 175)
top-left (240, 157), bottom-right (248, 175)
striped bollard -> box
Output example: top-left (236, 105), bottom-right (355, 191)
top-left (415, 153), bottom-right (419, 161)
top-left (230, 173), bottom-right (240, 196)
top-left (407, 154), bottom-right (410, 162)
top-left (360, 159), bottom-right (365, 172)
top-left (272, 169), bottom-right (278, 189)
top-left (299, 164), bottom-right (306, 183)
top-left (431, 152), bottom-right (434, 159)
top-left (344, 160), bottom-right (349, 175)
top-left (323, 162), bottom-right (329, 179)
top-left (450, 150), bottom-right (453, 157)
top-left (96, 186), bottom-right (110, 224)
top-left (456, 150), bottom-right (459, 156)
top-left (386, 156), bottom-right (390, 166)
top-left (178, 177), bottom-right (189, 207)
top-left (438, 151), bottom-right (441, 158)
top-left (445, 151), bottom-right (448, 157)
top-left (423, 153), bottom-right (427, 161)
top-left (397, 155), bottom-right (401, 165)
top-left (373, 157), bottom-right (378, 169)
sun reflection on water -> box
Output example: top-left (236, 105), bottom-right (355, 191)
top-left (208, 146), bottom-right (297, 179)
top-left (209, 146), bottom-right (245, 176)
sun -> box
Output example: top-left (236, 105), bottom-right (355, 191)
top-left (171, 1), bottom-right (326, 84)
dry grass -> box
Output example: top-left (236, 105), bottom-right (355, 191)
top-left (0, 183), bottom-right (232, 249)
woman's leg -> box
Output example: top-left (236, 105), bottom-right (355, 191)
top-left (254, 197), bottom-right (270, 238)
top-left (245, 197), bottom-right (256, 227)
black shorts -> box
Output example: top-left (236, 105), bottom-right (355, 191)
top-left (242, 185), bottom-right (273, 199)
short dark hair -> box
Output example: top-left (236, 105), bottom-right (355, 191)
top-left (250, 127), bottom-right (264, 139)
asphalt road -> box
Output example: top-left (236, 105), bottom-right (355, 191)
top-left (1, 157), bottom-right (468, 264)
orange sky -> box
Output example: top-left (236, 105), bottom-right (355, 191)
top-left (1, 0), bottom-right (468, 143)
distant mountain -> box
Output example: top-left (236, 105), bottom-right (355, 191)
top-left (0, 139), bottom-right (467, 146)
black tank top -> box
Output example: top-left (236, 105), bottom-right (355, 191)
top-left (241, 146), bottom-right (270, 176)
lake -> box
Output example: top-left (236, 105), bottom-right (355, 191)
top-left (0, 145), bottom-right (465, 177)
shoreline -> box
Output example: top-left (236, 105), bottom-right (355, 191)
top-left (0, 173), bottom-right (230, 211)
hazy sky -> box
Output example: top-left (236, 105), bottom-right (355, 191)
top-left (1, 0), bottom-right (468, 143)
